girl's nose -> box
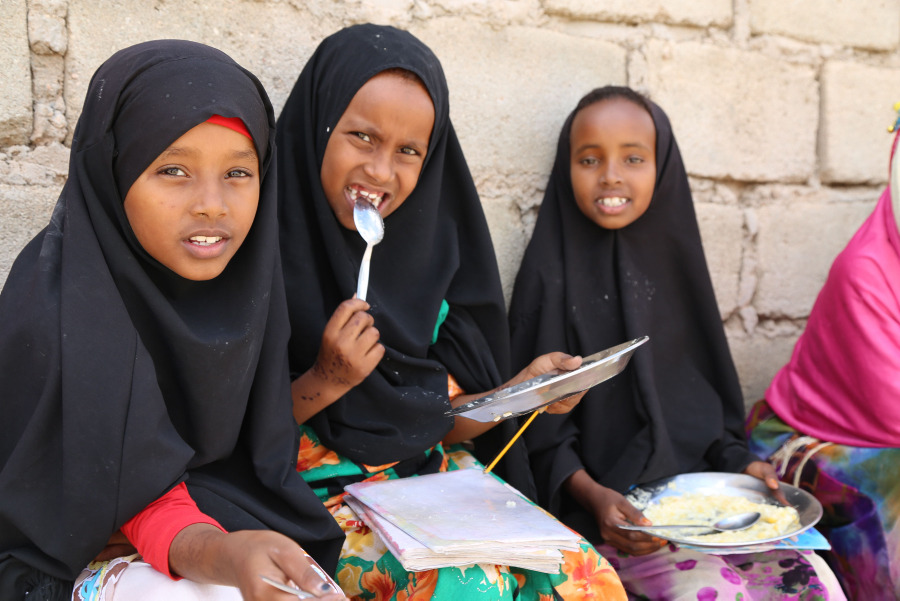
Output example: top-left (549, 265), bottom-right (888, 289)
top-left (363, 149), bottom-right (393, 183)
top-left (192, 180), bottom-right (228, 218)
top-left (600, 161), bottom-right (623, 185)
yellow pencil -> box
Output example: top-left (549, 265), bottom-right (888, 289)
top-left (483, 409), bottom-right (542, 475)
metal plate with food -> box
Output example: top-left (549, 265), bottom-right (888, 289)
top-left (445, 336), bottom-right (649, 423)
top-left (624, 472), bottom-right (823, 548)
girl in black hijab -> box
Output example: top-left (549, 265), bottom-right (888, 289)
top-left (508, 86), bottom-right (845, 599)
top-left (277, 24), bottom-right (625, 600)
top-left (0, 40), bottom-right (345, 601)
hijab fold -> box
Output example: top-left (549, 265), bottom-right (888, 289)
top-left (0, 40), bottom-right (342, 598)
top-left (509, 97), bottom-right (756, 519)
top-left (276, 25), bottom-right (521, 485)
top-left (766, 132), bottom-right (900, 447)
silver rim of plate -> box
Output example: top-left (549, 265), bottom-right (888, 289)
top-left (627, 472), bottom-right (823, 547)
top-left (445, 336), bottom-right (649, 422)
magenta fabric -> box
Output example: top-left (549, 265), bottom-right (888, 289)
top-left (765, 166), bottom-right (900, 448)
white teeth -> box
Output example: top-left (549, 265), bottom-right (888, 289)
top-left (598, 197), bottom-right (628, 207)
top-left (348, 187), bottom-right (384, 208)
top-left (190, 235), bottom-right (222, 246)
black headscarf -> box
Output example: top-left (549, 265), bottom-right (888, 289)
top-left (276, 24), bottom-right (517, 480)
top-left (0, 40), bottom-right (343, 598)
top-left (508, 91), bottom-right (757, 526)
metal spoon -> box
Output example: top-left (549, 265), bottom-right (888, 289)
top-left (617, 511), bottom-right (761, 534)
top-left (260, 575), bottom-right (315, 598)
top-left (352, 198), bottom-right (385, 301)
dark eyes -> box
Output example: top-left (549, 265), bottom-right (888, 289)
top-left (577, 155), bottom-right (645, 166)
top-left (157, 166), bottom-right (252, 178)
top-left (351, 131), bottom-right (422, 157)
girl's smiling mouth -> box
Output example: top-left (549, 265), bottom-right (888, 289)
top-left (595, 196), bottom-right (631, 215)
top-left (189, 235), bottom-right (223, 246)
top-left (184, 231), bottom-right (230, 258)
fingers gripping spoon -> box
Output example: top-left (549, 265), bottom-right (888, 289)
top-left (259, 575), bottom-right (315, 598)
top-left (353, 198), bottom-right (385, 301)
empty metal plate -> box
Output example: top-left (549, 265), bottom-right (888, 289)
top-left (446, 336), bottom-right (649, 422)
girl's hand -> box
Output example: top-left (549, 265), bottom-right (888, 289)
top-left (223, 531), bottom-right (347, 601)
top-left (292, 298), bottom-right (383, 423)
top-left (591, 486), bottom-right (666, 556)
top-left (443, 353), bottom-right (584, 443)
top-left (743, 460), bottom-right (790, 505)
top-left (92, 530), bottom-right (137, 562)
top-left (314, 298), bottom-right (383, 391)
top-left (566, 470), bottom-right (666, 556)
top-left (511, 352), bottom-right (587, 414)
top-left (170, 526), bottom-right (348, 600)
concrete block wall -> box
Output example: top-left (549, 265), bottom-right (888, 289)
top-left (2, 0), bottom-right (898, 405)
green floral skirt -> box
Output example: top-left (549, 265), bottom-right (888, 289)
top-left (296, 424), bottom-right (626, 600)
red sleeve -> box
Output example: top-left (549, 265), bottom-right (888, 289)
top-left (121, 482), bottom-right (226, 579)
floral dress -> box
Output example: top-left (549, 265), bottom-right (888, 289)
top-left (747, 400), bottom-right (900, 600)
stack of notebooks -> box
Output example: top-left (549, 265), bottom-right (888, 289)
top-left (343, 468), bottom-right (581, 573)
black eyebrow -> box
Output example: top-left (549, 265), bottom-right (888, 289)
top-left (156, 146), bottom-right (258, 161)
top-left (573, 142), bottom-right (652, 154)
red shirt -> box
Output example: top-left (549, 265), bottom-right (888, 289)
top-left (121, 482), bottom-right (225, 578)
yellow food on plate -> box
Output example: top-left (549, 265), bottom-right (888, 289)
top-left (642, 492), bottom-right (800, 544)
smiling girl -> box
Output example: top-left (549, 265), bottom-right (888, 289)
top-left (0, 40), bottom-right (345, 601)
top-left (508, 85), bottom-right (846, 599)
top-left (276, 24), bottom-right (625, 600)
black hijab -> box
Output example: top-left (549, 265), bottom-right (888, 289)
top-left (508, 89), bottom-right (757, 523)
top-left (0, 40), bottom-right (343, 598)
top-left (276, 25), bottom-right (515, 477)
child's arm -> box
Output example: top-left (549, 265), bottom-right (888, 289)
top-left (443, 352), bottom-right (586, 444)
top-left (122, 484), bottom-right (345, 598)
top-left (565, 469), bottom-right (666, 556)
top-left (120, 482), bottom-right (224, 578)
top-left (168, 525), bottom-right (346, 600)
top-left (292, 298), bottom-right (384, 424)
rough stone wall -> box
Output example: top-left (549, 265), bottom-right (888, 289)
top-left (2, 0), bottom-right (898, 405)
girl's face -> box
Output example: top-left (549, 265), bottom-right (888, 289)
top-left (320, 71), bottom-right (435, 230)
top-left (124, 121), bottom-right (260, 280)
top-left (569, 97), bottom-right (656, 230)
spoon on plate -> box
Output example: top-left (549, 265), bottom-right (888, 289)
top-left (617, 511), bottom-right (761, 534)
top-left (352, 198), bottom-right (385, 301)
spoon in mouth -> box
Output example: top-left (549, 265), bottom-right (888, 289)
top-left (617, 511), bottom-right (762, 534)
top-left (352, 198), bottom-right (385, 301)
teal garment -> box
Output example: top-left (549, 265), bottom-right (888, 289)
top-left (431, 299), bottom-right (450, 344)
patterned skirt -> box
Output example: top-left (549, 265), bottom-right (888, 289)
top-left (595, 542), bottom-right (844, 601)
top-left (296, 424), bottom-right (626, 600)
top-left (746, 400), bottom-right (900, 600)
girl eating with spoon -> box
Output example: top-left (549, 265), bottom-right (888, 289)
top-left (276, 24), bottom-right (626, 600)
